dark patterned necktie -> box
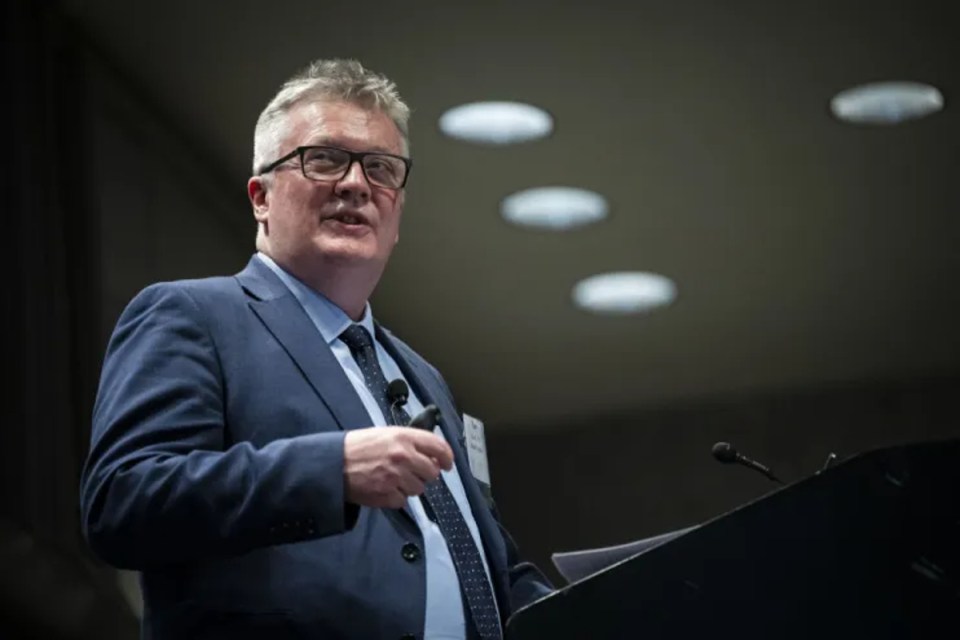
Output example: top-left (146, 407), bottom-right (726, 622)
top-left (339, 324), bottom-right (502, 640)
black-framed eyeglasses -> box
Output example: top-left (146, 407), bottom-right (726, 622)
top-left (257, 145), bottom-right (412, 190)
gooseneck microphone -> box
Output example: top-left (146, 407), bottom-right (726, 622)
top-left (386, 379), bottom-right (441, 431)
top-left (712, 442), bottom-right (784, 485)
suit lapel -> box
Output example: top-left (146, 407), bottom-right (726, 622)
top-left (237, 258), bottom-right (419, 531)
top-left (236, 257), bottom-right (372, 432)
top-left (376, 325), bottom-right (512, 614)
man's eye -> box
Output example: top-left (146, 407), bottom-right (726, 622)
top-left (307, 151), bottom-right (338, 164)
top-left (366, 158), bottom-right (397, 175)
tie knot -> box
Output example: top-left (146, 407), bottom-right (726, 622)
top-left (340, 324), bottom-right (374, 355)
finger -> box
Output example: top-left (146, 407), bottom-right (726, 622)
top-left (408, 432), bottom-right (454, 470)
top-left (385, 488), bottom-right (407, 510)
top-left (396, 471), bottom-right (427, 498)
top-left (405, 450), bottom-right (443, 484)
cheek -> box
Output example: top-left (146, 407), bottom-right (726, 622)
top-left (376, 192), bottom-right (403, 228)
top-left (377, 193), bottom-right (403, 222)
top-left (385, 208), bottom-right (403, 242)
top-left (279, 186), bottom-right (327, 230)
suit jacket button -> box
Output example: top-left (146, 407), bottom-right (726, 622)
top-left (401, 542), bottom-right (421, 562)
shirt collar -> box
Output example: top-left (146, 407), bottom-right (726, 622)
top-left (255, 252), bottom-right (375, 344)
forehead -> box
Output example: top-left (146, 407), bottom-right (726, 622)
top-left (283, 100), bottom-right (405, 155)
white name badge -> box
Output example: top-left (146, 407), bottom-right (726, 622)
top-left (462, 413), bottom-right (491, 487)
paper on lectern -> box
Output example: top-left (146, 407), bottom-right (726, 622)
top-left (550, 525), bottom-right (698, 583)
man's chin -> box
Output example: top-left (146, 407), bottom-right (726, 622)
top-left (315, 241), bottom-right (382, 267)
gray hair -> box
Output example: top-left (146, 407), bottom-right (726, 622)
top-left (252, 59), bottom-right (411, 173)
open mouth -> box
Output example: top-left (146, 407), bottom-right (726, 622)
top-left (328, 213), bottom-right (367, 226)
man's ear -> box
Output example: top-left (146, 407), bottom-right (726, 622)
top-left (248, 176), bottom-right (269, 223)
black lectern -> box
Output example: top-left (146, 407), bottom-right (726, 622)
top-left (506, 439), bottom-right (959, 640)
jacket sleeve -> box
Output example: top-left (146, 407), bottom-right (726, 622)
top-left (79, 282), bottom-right (356, 570)
top-left (497, 517), bottom-right (556, 610)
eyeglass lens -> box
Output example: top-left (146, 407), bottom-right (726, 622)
top-left (302, 147), bottom-right (406, 188)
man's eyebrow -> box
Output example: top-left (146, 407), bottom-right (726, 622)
top-left (306, 138), bottom-right (399, 155)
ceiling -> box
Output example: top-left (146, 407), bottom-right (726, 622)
top-left (63, 0), bottom-right (960, 430)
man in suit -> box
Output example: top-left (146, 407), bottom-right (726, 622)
top-left (79, 58), bottom-right (553, 639)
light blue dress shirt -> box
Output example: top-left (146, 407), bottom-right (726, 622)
top-left (257, 253), bottom-right (498, 639)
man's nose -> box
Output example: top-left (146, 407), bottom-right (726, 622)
top-left (334, 160), bottom-right (371, 202)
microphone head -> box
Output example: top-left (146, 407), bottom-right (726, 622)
top-left (712, 441), bottom-right (738, 464)
top-left (387, 379), bottom-right (409, 404)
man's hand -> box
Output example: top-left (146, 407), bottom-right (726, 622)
top-left (344, 427), bottom-right (454, 509)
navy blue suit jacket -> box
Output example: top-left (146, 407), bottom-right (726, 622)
top-left (80, 256), bottom-right (552, 639)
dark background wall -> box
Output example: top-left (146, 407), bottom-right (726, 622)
top-left (4, 3), bottom-right (137, 638)
top-left (4, 2), bottom-right (243, 637)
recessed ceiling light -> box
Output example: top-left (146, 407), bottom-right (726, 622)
top-left (438, 101), bottom-right (553, 144)
top-left (830, 81), bottom-right (944, 125)
top-left (572, 271), bottom-right (677, 314)
top-left (501, 187), bottom-right (608, 231)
